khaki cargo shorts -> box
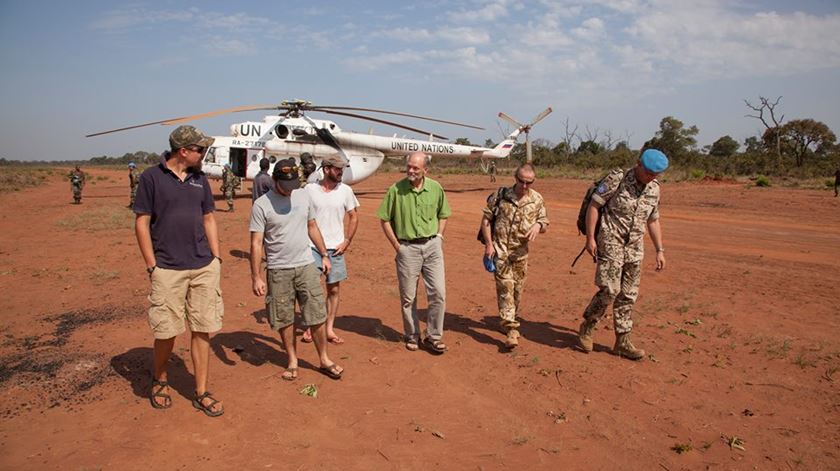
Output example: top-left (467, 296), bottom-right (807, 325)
top-left (266, 263), bottom-right (326, 331)
top-left (147, 258), bottom-right (223, 339)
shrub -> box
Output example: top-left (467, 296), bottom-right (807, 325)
top-left (755, 175), bottom-right (771, 187)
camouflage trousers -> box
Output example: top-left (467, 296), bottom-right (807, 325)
top-left (582, 257), bottom-right (642, 334)
top-left (71, 184), bottom-right (82, 202)
top-left (224, 189), bottom-right (235, 209)
top-left (130, 185), bottom-right (138, 206)
top-left (494, 255), bottom-right (528, 331)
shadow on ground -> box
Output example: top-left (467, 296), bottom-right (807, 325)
top-left (110, 347), bottom-right (193, 402)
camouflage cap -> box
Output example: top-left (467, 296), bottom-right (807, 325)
top-left (169, 125), bottom-right (215, 150)
top-left (321, 154), bottom-right (349, 168)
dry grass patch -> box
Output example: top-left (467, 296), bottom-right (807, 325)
top-left (56, 207), bottom-right (133, 232)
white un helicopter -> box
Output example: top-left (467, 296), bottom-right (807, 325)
top-left (87, 100), bottom-right (552, 185)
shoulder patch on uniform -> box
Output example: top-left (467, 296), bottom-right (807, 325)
top-left (596, 183), bottom-right (608, 194)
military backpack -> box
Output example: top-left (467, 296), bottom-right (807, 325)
top-left (571, 169), bottom-right (629, 266)
top-left (476, 186), bottom-right (511, 245)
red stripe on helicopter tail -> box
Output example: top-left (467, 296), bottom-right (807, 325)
top-left (501, 143), bottom-right (512, 149)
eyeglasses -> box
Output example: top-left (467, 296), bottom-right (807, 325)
top-left (185, 146), bottom-right (205, 154)
top-left (515, 176), bottom-right (535, 185)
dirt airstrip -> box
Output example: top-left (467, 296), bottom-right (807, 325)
top-left (0, 167), bottom-right (839, 470)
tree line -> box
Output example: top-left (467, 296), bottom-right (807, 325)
top-left (453, 96), bottom-right (839, 179)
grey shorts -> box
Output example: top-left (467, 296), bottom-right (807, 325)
top-left (265, 263), bottom-right (326, 330)
top-left (311, 248), bottom-right (348, 284)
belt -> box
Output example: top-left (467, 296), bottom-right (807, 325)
top-left (399, 235), bottom-right (437, 244)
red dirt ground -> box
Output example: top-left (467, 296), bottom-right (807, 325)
top-left (1, 168), bottom-right (838, 470)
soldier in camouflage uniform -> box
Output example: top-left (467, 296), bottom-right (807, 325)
top-left (128, 162), bottom-right (140, 208)
top-left (480, 163), bottom-right (549, 348)
top-left (68, 165), bottom-right (86, 204)
top-left (220, 163), bottom-right (239, 212)
top-left (578, 149), bottom-right (668, 361)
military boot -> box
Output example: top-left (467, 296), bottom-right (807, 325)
top-left (613, 332), bottom-right (645, 361)
top-left (578, 319), bottom-right (597, 353)
top-left (505, 329), bottom-right (520, 349)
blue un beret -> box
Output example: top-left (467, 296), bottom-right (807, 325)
top-left (641, 149), bottom-right (669, 173)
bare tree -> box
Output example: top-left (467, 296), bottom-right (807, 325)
top-left (561, 117), bottom-right (579, 155)
top-left (584, 125), bottom-right (600, 143)
top-left (745, 96), bottom-right (785, 170)
top-left (601, 129), bottom-right (617, 151)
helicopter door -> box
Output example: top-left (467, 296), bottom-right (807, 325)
top-left (229, 148), bottom-right (247, 178)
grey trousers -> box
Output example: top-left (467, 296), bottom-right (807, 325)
top-left (395, 237), bottom-right (446, 341)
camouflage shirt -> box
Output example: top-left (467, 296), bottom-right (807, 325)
top-left (129, 168), bottom-right (140, 187)
top-left (592, 168), bottom-right (660, 263)
top-left (221, 168), bottom-right (239, 191)
top-left (484, 186), bottom-right (549, 261)
top-left (68, 170), bottom-right (86, 187)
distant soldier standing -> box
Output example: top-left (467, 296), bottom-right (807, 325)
top-left (68, 165), bottom-right (86, 204)
top-left (480, 163), bottom-right (548, 348)
top-left (488, 160), bottom-right (497, 183)
top-left (834, 167), bottom-right (840, 197)
top-left (128, 162), bottom-right (140, 208)
top-left (578, 149), bottom-right (668, 361)
top-left (221, 163), bottom-right (239, 212)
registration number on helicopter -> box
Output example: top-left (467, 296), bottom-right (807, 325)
top-left (231, 139), bottom-right (267, 147)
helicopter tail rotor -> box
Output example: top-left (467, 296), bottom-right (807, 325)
top-left (497, 107), bottom-right (553, 163)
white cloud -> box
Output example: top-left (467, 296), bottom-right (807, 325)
top-left (202, 37), bottom-right (257, 56)
top-left (448, 0), bottom-right (510, 23)
top-left (571, 17), bottom-right (605, 40)
top-left (90, 8), bottom-right (195, 31)
top-left (377, 26), bottom-right (490, 45)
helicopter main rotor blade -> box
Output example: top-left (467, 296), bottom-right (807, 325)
top-left (86, 104), bottom-right (283, 137)
top-left (162, 104), bottom-right (283, 125)
top-left (317, 109), bottom-right (449, 140)
top-left (86, 119), bottom-right (185, 138)
top-left (529, 107), bottom-right (553, 126)
top-left (498, 112), bottom-right (522, 129)
top-left (312, 106), bottom-right (484, 130)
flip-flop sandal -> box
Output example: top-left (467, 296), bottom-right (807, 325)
top-left (319, 363), bottom-right (344, 380)
top-left (328, 336), bottom-right (345, 345)
top-left (405, 339), bottom-right (419, 351)
top-left (300, 334), bottom-right (313, 343)
top-left (192, 391), bottom-right (224, 417)
top-left (150, 379), bottom-right (172, 410)
top-left (422, 337), bottom-right (448, 355)
top-left (281, 367), bottom-right (298, 381)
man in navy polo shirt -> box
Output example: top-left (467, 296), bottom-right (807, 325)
top-left (133, 125), bottom-right (225, 417)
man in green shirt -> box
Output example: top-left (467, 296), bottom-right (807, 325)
top-left (377, 152), bottom-right (451, 354)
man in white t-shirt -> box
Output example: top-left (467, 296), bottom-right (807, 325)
top-left (249, 158), bottom-right (344, 381)
top-left (301, 154), bottom-right (359, 345)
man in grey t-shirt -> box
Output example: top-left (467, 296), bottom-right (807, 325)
top-left (249, 158), bottom-right (344, 381)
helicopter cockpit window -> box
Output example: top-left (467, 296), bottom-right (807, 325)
top-left (205, 147), bottom-right (216, 163)
top-left (269, 156), bottom-right (277, 164)
top-left (275, 125), bottom-right (289, 139)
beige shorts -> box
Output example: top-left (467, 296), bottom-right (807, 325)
top-left (147, 259), bottom-right (223, 339)
top-left (266, 264), bottom-right (326, 330)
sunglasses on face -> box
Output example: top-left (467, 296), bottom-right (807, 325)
top-left (516, 176), bottom-right (535, 185)
top-left (185, 146), bottom-right (205, 154)
top-left (275, 165), bottom-right (299, 174)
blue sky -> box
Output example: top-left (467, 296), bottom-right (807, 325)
top-left (1, 0), bottom-right (839, 161)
